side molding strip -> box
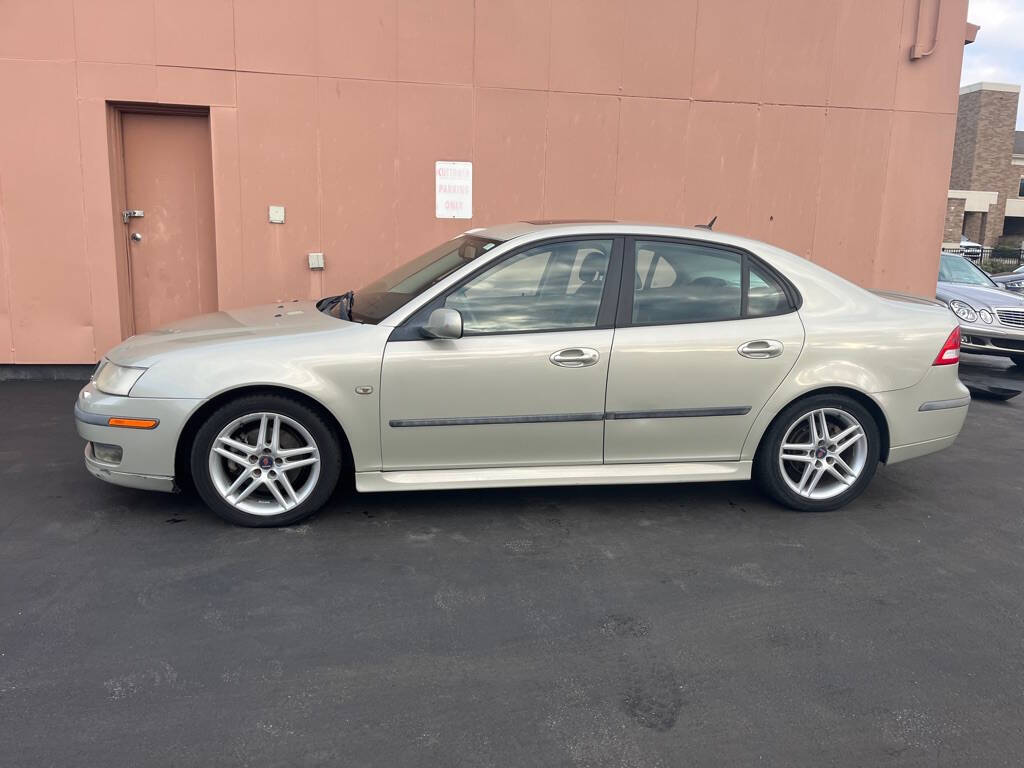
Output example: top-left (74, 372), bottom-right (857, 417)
top-left (389, 406), bottom-right (752, 428)
top-left (918, 396), bottom-right (971, 412)
top-left (605, 406), bottom-right (751, 420)
top-left (389, 412), bottom-right (605, 428)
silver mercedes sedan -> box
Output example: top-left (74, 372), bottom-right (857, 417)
top-left (936, 251), bottom-right (1024, 367)
top-left (75, 222), bottom-right (969, 527)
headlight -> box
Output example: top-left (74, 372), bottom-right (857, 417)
top-left (978, 309), bottom-right (993, 324)
top-left (949, 300), bottom-right (977, 323)
top-left (1006, 280), bottom-right (1024, 288)
top-left (93, 361), bottom-right (147, 396)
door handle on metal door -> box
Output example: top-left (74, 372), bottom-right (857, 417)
top-left (549, 347), bottom-right (600, 368)
top-left (737, 340), bottom-right (784, 359)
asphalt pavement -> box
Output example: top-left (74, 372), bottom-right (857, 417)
top-left (2, 360), bottom-right (1023, 766)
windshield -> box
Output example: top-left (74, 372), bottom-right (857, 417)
top-left (318, 235), bottom-right (501, 324)
top-left (938, 252), bottom-right (996, 288)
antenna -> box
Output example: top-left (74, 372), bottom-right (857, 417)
top-left (695, 215), bottom-right (717, 230)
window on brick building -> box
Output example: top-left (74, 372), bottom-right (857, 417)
top-left (1019, 177), bottom-right (1024, 197)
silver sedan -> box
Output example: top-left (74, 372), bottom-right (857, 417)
top-left (76, 222), bottom-right (969, 526)
top-left (936, 251), bottom-right (1024, 368)
top-left (990, 265), bottom-right (1024, 292)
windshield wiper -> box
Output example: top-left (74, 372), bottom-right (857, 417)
top-left (316, 290), bottom-right (355, 321)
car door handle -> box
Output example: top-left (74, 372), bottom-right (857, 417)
top-left (738, 339), bottom-right (784, 359)
top-left (550, 347), bottom-right (600, 368)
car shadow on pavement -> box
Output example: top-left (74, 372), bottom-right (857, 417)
top-left (959, 353), bottom-right (1023, 399)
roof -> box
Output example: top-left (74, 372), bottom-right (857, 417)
top-left (959, 82), bottom-right (1021, 95)
top-left (1015, 131), bottom-right (1024, 156)
top-left (465, 220), bottom-right (714, 243)
top-left (462, 221), bottom-right (799, 261)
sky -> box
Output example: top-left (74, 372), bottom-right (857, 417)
top-left (960, 0), bottom-right (1024, 129)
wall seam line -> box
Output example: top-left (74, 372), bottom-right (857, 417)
top-left (872, 0), bottom-right (911, 285)
top-left (21, 56), bottom-right (961, 119)
top-left (688, 0), bottom-right (700, 100)
top-left (70, 0), bottom-right (100, 362)
top-left (315, 76), bottom-right (324, 297)
top-left (233, 93), bottom-right (246, 305)
top-left (230, 0), bottom-right (238, 71)
top-left (540, 90), bottom-right (551, 217)
top-left (471, 0), bottom-right (477, 227)
top-left (392, 0), bottom-right (400, 264)
top-left (612, 96), bottom-right (622, 219)
top-left (612, 0), bottom-right (627, 219)
top-left (807, 0), bottom-right (847, 262)
top-left (0, 175), bottom-right (16, 361)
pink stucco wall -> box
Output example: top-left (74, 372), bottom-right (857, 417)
top-left (0, 0), bottom-right (968, 363)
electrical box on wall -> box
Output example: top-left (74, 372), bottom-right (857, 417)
top-left (308, 252), bottom-right (324, 270)
top-left (268, 205), bottom-right (285, 224)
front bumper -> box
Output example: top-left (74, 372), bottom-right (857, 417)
top-left (74, 381), bottom-right (201, 493)
top-left (82, 442), bottom-right (177, 492)
top-left (958, 320), bottom-right (1024, 357)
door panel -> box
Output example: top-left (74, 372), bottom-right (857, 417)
top-left (380, 329), bottom-right (613, 470)
top-left (121, 112), bottom-right (217, 333)
top-left (380, 236), bottom-right (621, 471)
top-left (604, 314), bottom-right (804, 462)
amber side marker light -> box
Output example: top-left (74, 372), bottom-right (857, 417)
top-left (107, 417), bottom-right (159, 429)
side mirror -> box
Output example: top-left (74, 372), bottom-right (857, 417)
top-left (420, 307), bottom-right (463, 339)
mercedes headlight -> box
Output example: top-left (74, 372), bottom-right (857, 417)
top-left (949, 300), bottom-right (978, 323)
top-left (978, 308), bottom-right (993, 324)
top-left (1006, 279), bottom-right (1024, 289)
top-left (93, 361), bottom-right (147, 396)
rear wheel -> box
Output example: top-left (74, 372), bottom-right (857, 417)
top-left (755, 394), bottom-right (880, 512)
top-left (190, 394), bottom-right (342, 526)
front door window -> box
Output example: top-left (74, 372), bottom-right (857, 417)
top-left (445, 239), bottom-right (613, 334)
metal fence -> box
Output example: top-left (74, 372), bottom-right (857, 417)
top-left (941, 246), bottom-right (1024, 273)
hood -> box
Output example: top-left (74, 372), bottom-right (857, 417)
top-left (991, 273), bottom-right (1024, 285)
top-left (106, 301), bottom-right (352, 367)
top-left (936, 281), bottom-right (1024, 309)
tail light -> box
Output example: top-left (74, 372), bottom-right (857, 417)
top-left (932, 327), bottom-right (960, 366)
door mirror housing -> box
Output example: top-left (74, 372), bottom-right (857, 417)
top-left (420, 307), bottom-right (463, 339)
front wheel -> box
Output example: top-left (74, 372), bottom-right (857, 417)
top-left (190, 394), bottom-right (342, 526)
top-left (754, 394), bottom-right (880, 512)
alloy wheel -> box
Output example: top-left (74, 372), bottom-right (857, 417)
top-left (777, 407), bottom-right (867, 501)
top-left (208, 412), bottom-right (321, 516)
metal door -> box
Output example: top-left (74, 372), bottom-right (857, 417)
top-left (120, 112), bottom-right (217, 333)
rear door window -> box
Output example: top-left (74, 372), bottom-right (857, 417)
top-left (627, 239), bottom-right (793, 326)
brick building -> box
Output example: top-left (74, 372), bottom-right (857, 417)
top-left (1013, 132), bottom-right (1024, 238)
top-left (944, 82), bottom-right (1024, 247)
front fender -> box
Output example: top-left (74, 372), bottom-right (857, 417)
top-left (128, 324), bottom-right (392, 471)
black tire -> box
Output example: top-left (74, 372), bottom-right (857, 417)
top-left (1010, 355), bottom-right (1024, 368)
top-left (190, 394), bottom-right (342, 527)
top-left (754, 393), bottom-right (881, 513)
